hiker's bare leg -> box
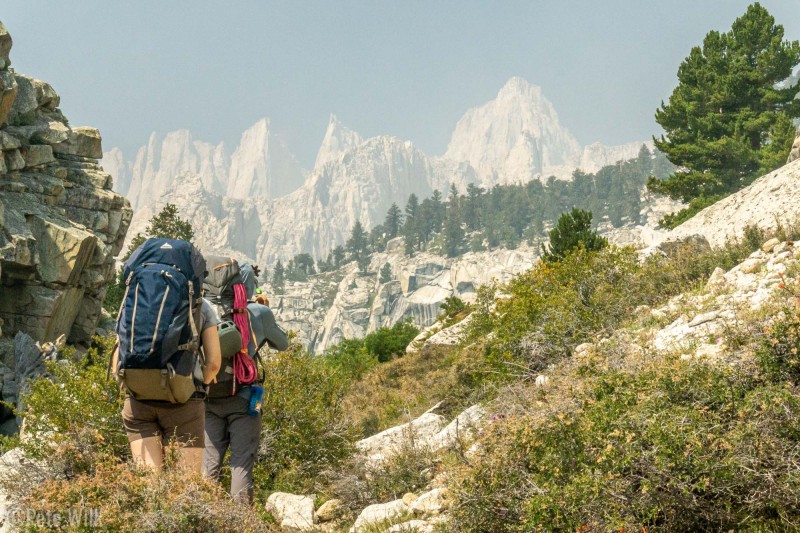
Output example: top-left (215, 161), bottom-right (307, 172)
top-left (177, 447), bottom-right (204, 473)
top-left (130, 436), bottom-right (162, 469)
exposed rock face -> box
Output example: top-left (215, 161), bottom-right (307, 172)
top-left (271, 243), bottom-right (536, 354)
top-left (352, 499), bottom-right (409, 532)
top-left (444, 77), bottom-right (582, 185)
top-left (227, 117), bottom-right (306, 199)
top-left (0, 22), bottom-right (131, 344)
top-left (314, 114), bottom-right (363, 170)
top-left (579, 140), bottom-right (653, 174)
top-left (124, 130), bottom-right (229, 210)
top-left (667, 158), bottom-right (800, 248)
top-left (99, 146), bottom-right (131, 196)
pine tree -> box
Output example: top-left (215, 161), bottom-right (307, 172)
top-left (369, 224), bottom-right (386, 253)
top-left (463, 183), bottom-right (484, 231)
top-left (384, 203), bottom-right (403, 239)
top-left (444, 184), bottom-right (465, 257)
top-left (332, 245), bottom-right (346, 268)
top-left (649, 3), bottom-right (800, 227)
top-left (103, 203), bottom-right (195, 313)
top-left (403, 194), bottom-right (420, 255)
top-left (541, 208), bottom-right (607, 264)
top-left (430, 189), bottom-right (445, 233)
top-left (379, 262), bottom-right (392, 284)
top-left (347, 221), bottom-right (370, 272)
top-left (272, 259), bottom-right (286, 293)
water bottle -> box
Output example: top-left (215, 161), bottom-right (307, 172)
top-left (247, 385), bottom-right (264, 416)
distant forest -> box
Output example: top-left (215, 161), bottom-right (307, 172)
top-left (273, 146), bottom-right (674, 286)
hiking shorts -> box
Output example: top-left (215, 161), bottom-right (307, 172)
top-left (122, 396), bottom-right (205, 448)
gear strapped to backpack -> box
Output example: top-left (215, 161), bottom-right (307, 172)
top-left (115, 238), bottom-right (207, 403)
top-left (204, 256), bottom-right (259, 398)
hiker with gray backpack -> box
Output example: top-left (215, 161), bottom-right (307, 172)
top-left (201, 256), bottom-right (288, 504)
top-left (112, 238), bottom-right (221, 472)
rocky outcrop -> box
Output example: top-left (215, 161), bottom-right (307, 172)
top-left (227, 118), bottom-right (306, 200)
top-left (356, 409), bottom-right (446, 466)
top-left (443, 77), bottom-right (582, 186)
top-left (271, 242), bottom-right (536, 354)
top-left (0, 21), bottom-right (131, 345)
top-left (664, 157), bottom-right (800, 248)
top-left (352, 499), bottom-right (410, 532)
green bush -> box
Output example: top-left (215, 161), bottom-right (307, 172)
top-left (16, 336), bottom-right (127, 477)
top-left (257, 344), bottom-right (356, 495)
top-left (322, 338), bottom-right (377, 381)
top-left (471, 231), bottom-right (773, 381)
top-left (451, 352), bottom-right (800, 531)
top-left (363, 320), bottom-right (419, 363)
top-left (540, 208), bottom-right (607, 264)
top-left (475, 247), bottom-right (645, 376)
top-left (439, 295), bottom-right (468, 320)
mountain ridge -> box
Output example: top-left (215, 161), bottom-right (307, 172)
top-left (103, 77), bottom-right (653, 264)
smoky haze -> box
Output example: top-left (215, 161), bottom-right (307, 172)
top-left (3, 1), bottom-right (798, 165)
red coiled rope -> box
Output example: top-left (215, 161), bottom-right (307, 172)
top-left (232, 283), bottom-right (257, 394)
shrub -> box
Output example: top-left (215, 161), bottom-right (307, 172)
top-left (257, 344), bottom-right (356, 495)
top-left (16, 336), bottom-right (127, 477)
top-left (450, 352), bottom-right (800, 532)
top-left (363, 320), bottom-right (419, 363)
top-left (478, 247), bottom-right (644, 376)
top-left (439, 295), bottom-right (468, 320)
top-left (19, 456), bottom-right (271, 532)
top-left (322, 338), bottom-right (377, 381)
top-left (329, 437), bottom-right (438, 510)
top-left (342, 344), bottom-right (477, 440)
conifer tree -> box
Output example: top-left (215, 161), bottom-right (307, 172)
top-left (379, 262), bottom-right (392, 284)
top-left (649, 3), bottom-right (800, 227)
top-left (272, 259), bottom-right (286, 293)
top-left (403, 193), bottom-right (420, 255)
top-left (332, 245), bottom-right (346, 268)
top-left (541, 208), bottom-right (607, 264)
top-left (346, 221), bottom-right (369, 264)
top-left (444, 184), bottom-right (465, 257)
top-left (463, 183), bottom-right (484, 231)
top-left (430, 189), bottom-right (445, 233)
top-left (384, 203), bottom-right (403, 239)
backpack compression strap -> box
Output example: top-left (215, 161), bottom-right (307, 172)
top-left (177, 283), bottom-right (201, 353)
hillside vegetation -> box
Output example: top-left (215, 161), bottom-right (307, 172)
top-left (10, 216), bottom-right (800, 531)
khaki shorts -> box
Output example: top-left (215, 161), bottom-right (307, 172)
top-left (122, 396), bottom-right (205, 448)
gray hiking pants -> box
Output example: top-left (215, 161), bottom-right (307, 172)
top-left (202, 392), bottom-right (261, 504)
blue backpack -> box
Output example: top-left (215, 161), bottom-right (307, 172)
top-left (115, 238), bottom-right (207, 403)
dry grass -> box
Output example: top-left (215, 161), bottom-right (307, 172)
top-left (342, 343), bottom-right (480, 439)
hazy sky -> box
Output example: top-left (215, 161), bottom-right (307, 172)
top-left (3, 1), bottom-right (798, 166)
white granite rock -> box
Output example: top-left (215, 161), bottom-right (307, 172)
top-left (356, 410), bottom-right (446, 465)
top-left (266, 492), bottom-right (316, 532)
top-left (352, 499), bottom-right (409, 532)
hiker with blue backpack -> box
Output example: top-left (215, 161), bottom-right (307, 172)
top-left (112, 238), bottom-right (222, 472)
top-left (201, 257), bottom-right (289, 504)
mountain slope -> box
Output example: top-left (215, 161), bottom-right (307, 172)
top-left (666, 157), bottom-right (800, 247)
